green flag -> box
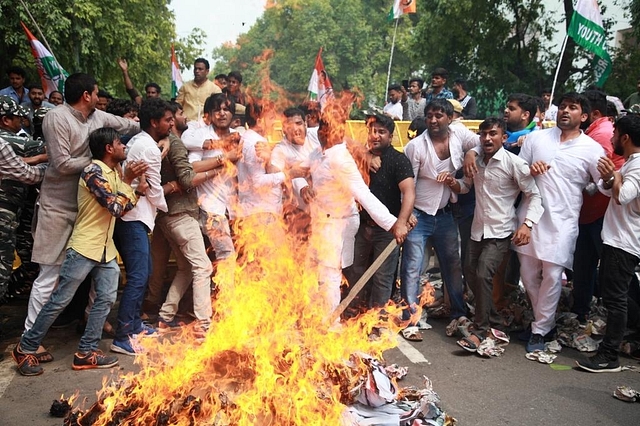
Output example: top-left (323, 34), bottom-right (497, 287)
top-left (567, 0), bottom-right (612, 87)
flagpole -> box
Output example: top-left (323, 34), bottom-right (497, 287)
top-left (550, 35), bottom-right (568, 108)
top-left (19, 0), bottom-right (64, 76)
top-left (384, 18), bottom-right (400, 102)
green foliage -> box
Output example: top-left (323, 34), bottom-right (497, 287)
top-left (603, 0), bottom-right (640, 100)
top-left (0, 0), bottom-right (204, 98)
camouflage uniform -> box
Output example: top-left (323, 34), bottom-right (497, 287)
top-left (0, 97), bottom-right (46, 302)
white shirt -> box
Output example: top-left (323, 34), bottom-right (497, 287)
top-left (404, 125), bottom-right (479, 215)
top-left (383, 101), bottom-right (403, 120)
top-left (236, 128), bottom-right (284, 217)
top-left (459, 147), bottom-right (543, 241)
top-left (184, 125), bottom-right (237, 216)
top-left (120, 131), bottom-right (167, 230)
top-left (600, 153), bottom-right (640, 259)
top-left (545, 104), bottom-right (558, 122)
top-left (515, 127), bottom-right (604, 268)
top-left (295, 142), bottom-right (396, 231)
top-left (271, 131), bottom-right (320, 210)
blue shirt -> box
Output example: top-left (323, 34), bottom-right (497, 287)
top-left (424, 88), bottom-right (454, 103)
top-left (0, 86), bottom-right (30, 105)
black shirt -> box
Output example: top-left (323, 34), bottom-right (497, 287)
top-left (361, 145), bottom-right (414, 224)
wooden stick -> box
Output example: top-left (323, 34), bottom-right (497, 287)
top-left (333, 238), bottom-right (398, 320)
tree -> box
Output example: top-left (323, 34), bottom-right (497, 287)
top-left (0, 0), bottom-right (204, 98)
top-left (603, 0), bottom-right (640, 102)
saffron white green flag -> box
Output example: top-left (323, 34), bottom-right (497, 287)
top-left (567, 0), bottom-right (612, 87)
top-left (388, 0), bottom-right (416, 21)
top-left (171, 45), bottom-right (183, 99)
top-left (21, 22), bottom-right (68, 97)
top-left (307, 48), bottom-right (333, 109)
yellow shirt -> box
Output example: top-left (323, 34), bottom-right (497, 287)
top-left (176, 79), bottom-right (222, 122)
top-left (68, 160), bottom-right (137, 262)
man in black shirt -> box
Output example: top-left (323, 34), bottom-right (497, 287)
top-left (346, 113), bottom-right (415, 314)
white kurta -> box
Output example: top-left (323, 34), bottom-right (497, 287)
top-left (515, 127), bottom-right (604, 269)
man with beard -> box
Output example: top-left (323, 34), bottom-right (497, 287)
top-left (406, 78), bottom-right (426, 121)
top-left (424, 68), bottom-right (454, 103)
top-left (577, 114), bottom-right (640, 372)
top-left (514, 92), bottom-right (603, 352)
top-left (152, 101), bottom-right (227, 336)
top-left (571, 90), bottom-right (625, 324)
top-left (27, 73), bottom-right (139, 345)
top-left (176, 58), bottom-right (221, 122)
top-left (401, 99), bottom-right (479, 341)
top-left (110, 98), bottom-right (170, 356)
top-left (502, 93), bottom-right (538, 155)
top-left (345, 113), bottom-right (414, 316)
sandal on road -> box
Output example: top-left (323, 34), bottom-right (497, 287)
top-left (401, 326), bottom-right (423, 342)
top-left (457, 333), bottom-right (484, 353)
top-left (36, 345), bottom-right (54, 363)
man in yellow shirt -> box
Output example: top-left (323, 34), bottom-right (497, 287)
top-left (176, 58), bottom-right (221, 122)
top-left (12, 127), bottom-right (148, 376)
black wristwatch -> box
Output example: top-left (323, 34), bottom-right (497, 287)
top-left (524, 219), bottom-right (533, 229)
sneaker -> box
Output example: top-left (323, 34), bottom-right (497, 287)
top-left (11, 344), bottom-right (43, 376)
top-left (135, 323), bottom-right (157, 337)
top-left (72, 350), bottom-right (118, 370)
top-left (526, 333), bottom-right (545, 352)
top-left (576, 352), bottom-right (621, 373)
top-left (110, 339), bottom-right (138, 356)
top-left (157, 318), bottom-right (182, 333)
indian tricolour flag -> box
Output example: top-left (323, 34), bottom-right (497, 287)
top-left (307, 48), bottom-right (333, 109)
top-left (388, 0), bottom-right (417, 21)
top-left (21, 22), bottom-right (68, 98)
top-left (567, 0), bottom-right (612, 87)
top-left (171, 44), bottom-right (183, 99)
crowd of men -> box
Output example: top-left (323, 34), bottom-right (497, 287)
top-left (0, 60), bottom-right (639, 380)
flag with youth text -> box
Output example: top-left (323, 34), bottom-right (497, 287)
top-left (21, 22), bottom-right (68, 98)
top-left (388, 0), bottom-right (417, 21)
top-left (307, 48), bottom-right (333, 109)
top-left (567, 0), bottom-right (612, 87)
top-left (171, 44), bottom-right (183, 99)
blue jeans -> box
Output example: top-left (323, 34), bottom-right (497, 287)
top-left (571, 217), bottom-right (604, 317)
top-left (400, 208), bottom-right (467, 322)
top-left (113, 220), bottom-right (151, 341)
top-left (21, 249), bottom-right (119, 353)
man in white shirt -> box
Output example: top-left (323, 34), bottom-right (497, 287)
top-left (183, 93), bottom-right (241, 290)
top-left (448, 118), bottom-right (543, 351)
top-left (293, 103), bottom-right (408, 314)
top-left (111, 98), bottom-right (169, 355)
top-left (401, 99), bottom-right (479, 336)
top-left (270, 107), bottom-right (320, 240)
top-left (577, 114), bottom-right (640, 373)
top-left (515, 92), bottom-right (604, 352)
top-left (383, 84), bottom-right (404, 121)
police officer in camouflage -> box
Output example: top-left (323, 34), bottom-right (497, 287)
top-left (0, 95), bottom-right (48, 303)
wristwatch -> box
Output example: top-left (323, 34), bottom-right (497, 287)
top-left (524, 219), bottom-right (533, 229)
top-left (604, 175), bottom-right (615, 186)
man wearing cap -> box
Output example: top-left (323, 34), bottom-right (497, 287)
top-left (424, 68), bottom-right (454, 103)
top-left (0, 95), bottom-right (48, 304)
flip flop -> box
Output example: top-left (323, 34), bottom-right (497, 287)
top-left (457, 334), bottom-right (483, 353)
top-left (401, 326), bottom-right (423, 342)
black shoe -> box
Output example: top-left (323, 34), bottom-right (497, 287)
top-left (526, 333), bottom-right (545, 352)
top-left (11, 344), bottom-right (43, 376)
top-left (576, 352), bottom-right (621, 373)
top-left (72, 350), bottom-right (119, 370)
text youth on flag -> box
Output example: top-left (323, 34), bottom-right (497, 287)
top-left (307, 48), bottom-right (333, 109)
top-left (21, 22), bottom-right (68, 98)
top-left (171, 45), bottom-right (183, 99)
top-left (388, 0), bottom-right (417, 21)
top-left (567, 0), bottom-right (612, 87)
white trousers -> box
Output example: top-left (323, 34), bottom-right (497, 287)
top-left (518, 253), bottom-right (564, 336)
top-left (25, 264), bottom-right (60, 331)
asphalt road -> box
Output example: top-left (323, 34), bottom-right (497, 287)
top-left (1, 299), bottom-right (639, 426)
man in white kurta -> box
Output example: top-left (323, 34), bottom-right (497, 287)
top-left (294, 105), bottom-right (406, 314)
top-left (515, 93), bottom-right (604, 352)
